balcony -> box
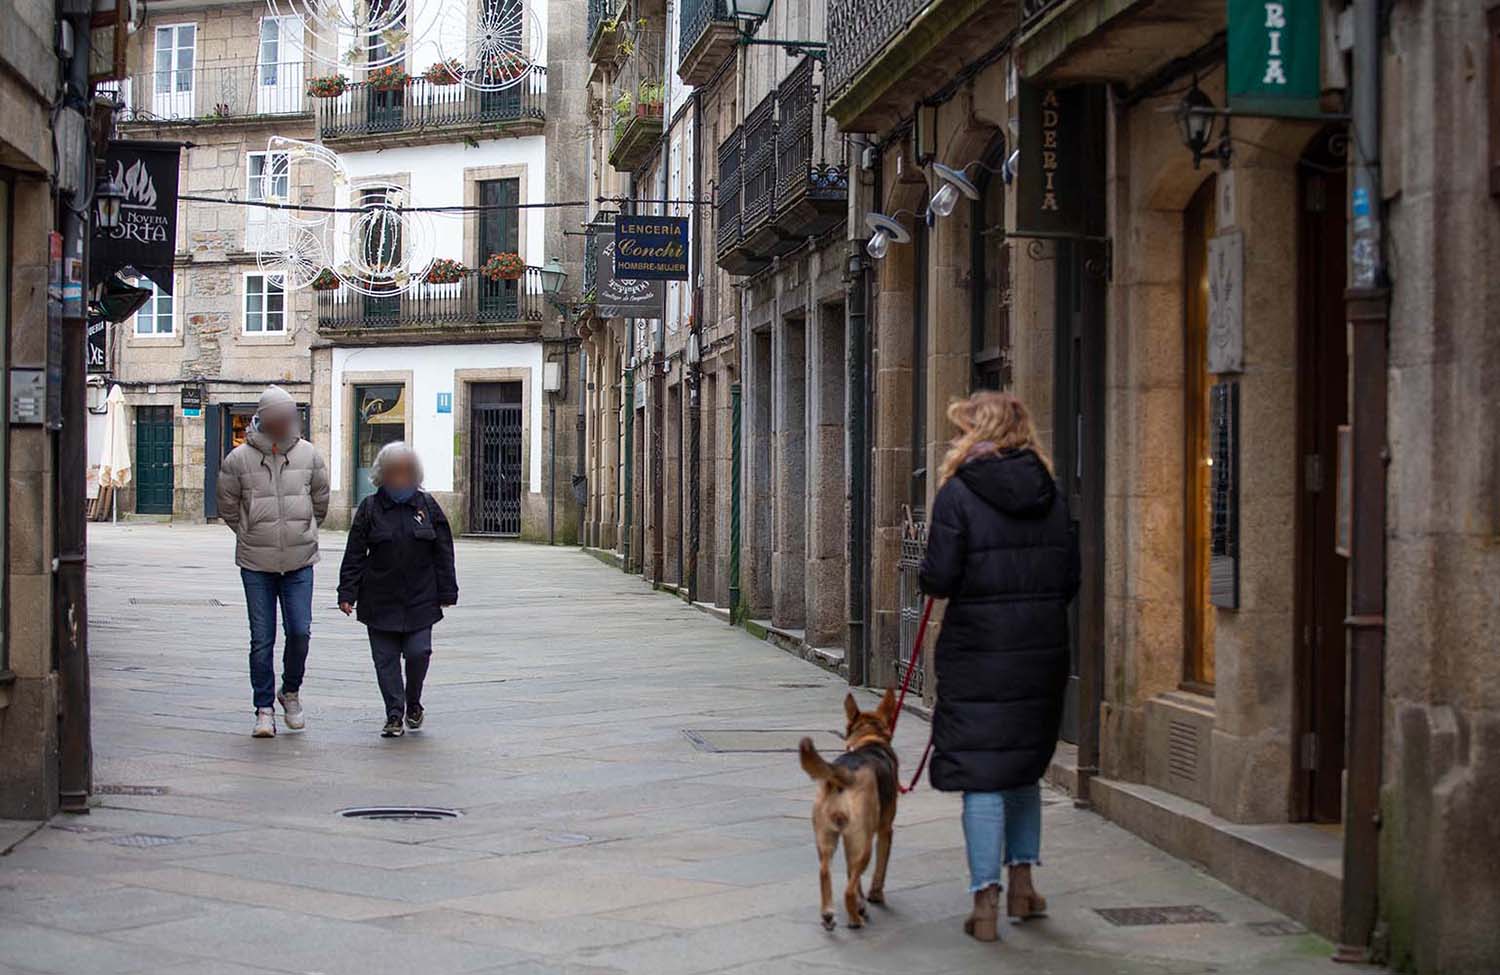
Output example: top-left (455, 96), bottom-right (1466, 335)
top-left (316, 267), bottom-right (545, 336)
top-left (825, 0), bottom-right (1017, 132)
top-left (609, 104), bottom-right (664, 172)
top-left (314, 69), bottom-right (546, 146)
top-left (1015, 0), bottom-right (1223, 85)
top-left (715, 60), bottom-right (848, 275)
top-left (103, 61), bottom-right (312, 125)
top-left (677, 0), bottom-right (738, 86)
top-left (588, 0), bottom-right (624, 81)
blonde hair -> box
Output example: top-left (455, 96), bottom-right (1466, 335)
top-left (937, 391), bottom-right (1051, 485)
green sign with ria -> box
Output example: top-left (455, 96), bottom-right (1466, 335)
top-left (614, 215), bottom-right (689, 281)
top-left (1227, 0), bottom-right (1321, 117)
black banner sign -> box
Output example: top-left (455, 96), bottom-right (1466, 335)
top-left (614, 215), bottom-right (689, 280)
top-left (597, 232), bottom-right (665, 320)
top-left (93, 140), bottom-right (181, 294)
top-left (1016, 83), bottom-right (1089, 238)
top-left (86, 319), bottom-right (107, 373)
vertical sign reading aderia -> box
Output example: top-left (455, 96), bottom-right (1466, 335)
top-left (1228, 0), bottom-right (1321, 117)
top-left (1016, 83), bottom-right (1088, 237)
top-left (92, 140), bottom-right (181, 294)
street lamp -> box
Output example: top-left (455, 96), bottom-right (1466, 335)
top-left (1175, 83), bottom-right (1223, 170)
top-left (539, 257), bottom-right (568, 300)
top-left (94, 176), bottom-right (125, 230)
top-left (726, 0), bottom-right (826, 61)
top-left (864, 212), bottom-right (910, 261)
top-left (726, 0), bottom-right (774, 22)
top-left (928, 162), bottom-right (980, 219)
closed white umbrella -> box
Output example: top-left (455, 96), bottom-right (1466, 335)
top-left (96, 385), bottom-right (132, 522)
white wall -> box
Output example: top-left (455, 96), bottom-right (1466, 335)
top-left (330, 342), bottom-right (545, 494)
top-left (335, 136), bottom-right (549, 269)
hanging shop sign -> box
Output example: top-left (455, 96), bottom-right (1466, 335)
top-left (597, 232), bottom-right (666, 319)
top-left (1016, 83), bottom-right (1090, 238)
top-left (1207, 231), bottom-right (1244, 374)
top-left (613, 215), bottom-right (690, 281)
top-left (92, 140), bottom-right (181, 295)
top-left (86, 319), bottom-right (108, 374)
top-left (1227, 0), bottom-right (1322, 117)
top-left (180, 384), bottom-right (204, 418)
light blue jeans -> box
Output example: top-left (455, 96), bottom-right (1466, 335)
top-left (962, 784), bottom-right (1043, 892)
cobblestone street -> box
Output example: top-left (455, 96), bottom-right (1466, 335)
top-left (0, 526), bottom-right (1371, 975)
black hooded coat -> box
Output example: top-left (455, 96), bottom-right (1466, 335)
top-left (918, 449), bottom-right (1080, 793)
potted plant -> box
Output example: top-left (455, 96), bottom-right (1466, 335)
top-left (482, 49), bottom-right (530, 84)
top-left (367, 64), bottom-right (411, 92)
top-left (637, 80), bottom-right (664, 117)
top-left (424, 258), bottom-right (467, 285)
top-left (613, 91), bottom-right (633, 118)
top-left (423, 59), bottom-right (463, 86)
top-left (310, 268), bottom-right (342, 291)
top-left (306, 74), bottom-right (349, 98)
top-left (481, 252), bottom-right (526, 281)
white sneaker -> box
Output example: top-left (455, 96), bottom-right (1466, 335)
top-left (253, 707), bottom-right (276, 738)
top-left (277, 690), bottom-right (305, 731)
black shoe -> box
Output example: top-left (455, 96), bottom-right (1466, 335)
top-left (405, 705), bottom-right (425, 730)
top-left (381, 716), bottom-right (405, 738)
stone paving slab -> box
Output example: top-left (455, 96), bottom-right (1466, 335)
top-left (0, 525), bottom-right (1382, 975)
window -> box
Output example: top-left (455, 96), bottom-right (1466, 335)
top-left (247, 151), bottom-right (290, 203)
top-left (133, 279), bottom-right (174, 335)
top-left (259, 18), bottom-right (283, 84)
top-left (244, 274), bottom-right (286, 333)
top-left (353, 384), bottom-right (407, 503)
top-left (154, 25), bottom-right (195, 95)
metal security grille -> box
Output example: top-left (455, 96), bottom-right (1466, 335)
top-left (470, 403), bottom-right (523, 535)
top-left (897, 507), bottom-right (928, 697)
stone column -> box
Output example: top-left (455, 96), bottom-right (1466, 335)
top-left (772, 314), bottom-right (807, 630)
top-left (806, 301), bottom-right (847, 648)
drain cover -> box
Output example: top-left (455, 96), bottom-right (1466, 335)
top-left (96, 784), bottom-right (169, 796)
top-left (106, 833), bottom-right (183, 848)
top-left (684, 729), bottom-right (843, 753)
top-left (1248, 919), bottom-right (1307, 936)
top-left (1095, 905), bottom-right (1225, 927)
top-left (338, 806), bottom-right (461, 821)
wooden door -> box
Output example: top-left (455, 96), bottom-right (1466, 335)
top-left (135, 406), bottom-right (175, 514)
top-left (1183, 176), bottom-right (1218, 690)
top-left (1295, 130), bottom-right (1350, 823)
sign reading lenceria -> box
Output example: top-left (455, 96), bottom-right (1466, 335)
top-left (1227, 0), bottom-right (1321, 117)
top-left (614, 215), bottom-right (689, 281)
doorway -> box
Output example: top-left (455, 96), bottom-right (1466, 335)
top-left (134, 406), bottom-right (175, 514)
top-left (204, 401), bottom-right (310, 519)
top-left (1295, 128), bottom-right (1350, 823)
top-left (476, 178), bottom-right (520, 321)
top-left (1183, 176), bottom-right (1219, 691)
top-left (470, 381), bottom-right (523, 535)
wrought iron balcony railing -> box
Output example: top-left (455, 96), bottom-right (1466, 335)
top-left (104, 61), bottom-right (311, 123)
top-left (315, 68), bottom-right (546, 140)
top-left (316, 267), bottom-right (545, 331)
top-left (677, 0), bottom-right (737, 85)
top-left (825, 0), bottom-right (929, 96)
top-left (774, 57), bottom-right (848, 239)
top-left (716, 125), bottom-right (744, 256)
top-left (740, 91), bottom-right (778, 235)
top-left (1021, 0), bottom-right (1067, 29)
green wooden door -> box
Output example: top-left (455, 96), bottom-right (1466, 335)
top-left (135, 405), bottom-right (175, 514)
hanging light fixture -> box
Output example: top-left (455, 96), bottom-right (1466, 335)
top-left (1175, 83), bottom-right (1218, 170)
top-left (685, 331), bottom-right (702, 367)
top-left (928, 162), bottom-right (981, 219)
top-left (727, 0), bottom-right (774, 22)
top-left (539, 257), bottom-right (568, 298)
top-left (94, 176), bottom-right (125, 230)
top-left (864, 212), bottom-right (911, 260)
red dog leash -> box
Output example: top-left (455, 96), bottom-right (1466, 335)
top-left (893, 596), bottom-right (936, 794)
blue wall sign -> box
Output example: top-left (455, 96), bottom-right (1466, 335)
top-left (436, 392), bottom-right (452, 414)
top-left (613, 215), bottom-right (690, 281)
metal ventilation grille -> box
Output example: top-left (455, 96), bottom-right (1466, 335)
top-left (1167, 718), bottom-right (1201, 783)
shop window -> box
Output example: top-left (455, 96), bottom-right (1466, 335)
top-left (353, 384), bottom-right (407, 503)
top-left (1183, 175), bottom-right (1218, 691)
top-left (970, 142), bottom-right (1012, 391)
top-left (244, 273), bottom-right (286, 333)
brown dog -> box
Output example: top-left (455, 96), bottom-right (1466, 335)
top-left (798, 689), bottom-right (900, 931)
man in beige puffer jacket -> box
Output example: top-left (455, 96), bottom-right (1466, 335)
top-left (216, 386), bottom-right (330, 738)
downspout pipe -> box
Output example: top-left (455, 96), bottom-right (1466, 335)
top-left (846, 132), bottom-right (875, 687)
top-left (1337, 0), bottom-right (1389, 961)
top-left (686, 88), bottom-right (704, 603)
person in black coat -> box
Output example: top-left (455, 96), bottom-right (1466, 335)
top-left (338, 442), bottom-right (458, 738)
top-left (918, 391), bottom-right (1079, 943)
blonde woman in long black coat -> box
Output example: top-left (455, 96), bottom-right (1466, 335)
top-left (919, 391), bottom-right (1080, 943)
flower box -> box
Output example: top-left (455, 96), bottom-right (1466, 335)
top-left (423, 59), bottom-right (463, 86)
top-left (481, 252), bottom-right (525, 282)
top-left (424, 259), bottom-right (468, 285)
top-left (306, 75), bottom-right (348, 98)
top-left (310, 268), bottom-right (342, 291)
top-left (367, 66), bottom-right (411, 92)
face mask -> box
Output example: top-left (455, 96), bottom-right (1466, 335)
top-left (386, 486), bottom-right (417, 504)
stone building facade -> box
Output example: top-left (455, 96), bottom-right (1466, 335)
top-left (102, 0), bottom-right (322, 522)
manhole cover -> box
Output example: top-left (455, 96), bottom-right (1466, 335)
top-left (96, 784), bottom-right (168, 796)
top-left (338, 806), bottom-right (462, 821)
top-left (106, 833), bottom-right (183, 848)
top-left (1248, 919), bottom-right (1307, 936)
top-left (1095, 905), bottom-right (1225, 927)
top-left (128, 598), bottom-right (226, 607)
top-left (683, 729), bottom-right (842, 753)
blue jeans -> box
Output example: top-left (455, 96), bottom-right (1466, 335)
top-left (962, 784), bottom-right (1043, 892)
top-left (241, 566), bottom-right (314, 709)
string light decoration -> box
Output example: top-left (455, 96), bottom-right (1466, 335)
top-left (432, 0), bottom-right (544, 92)
top-left (267, 0), bottom-right (437, 71)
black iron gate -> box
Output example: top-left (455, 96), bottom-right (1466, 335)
top-left (471, 403), bottom-right (523, 535)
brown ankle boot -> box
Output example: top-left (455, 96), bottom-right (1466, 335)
top-left (964, 885), bottom-right (1000, 941)
top-left (1006, 864), bottom-right (1048, 920)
